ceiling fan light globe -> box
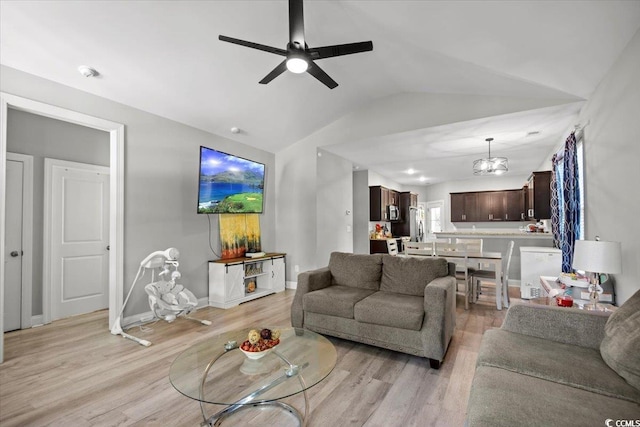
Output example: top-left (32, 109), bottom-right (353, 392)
top-left (286, 57), bottom-right (308, 73)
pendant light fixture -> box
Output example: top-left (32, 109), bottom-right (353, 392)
top-left (473, 137), bottom-right (508, 175)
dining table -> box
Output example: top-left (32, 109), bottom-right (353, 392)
top-left (402, 249), bottom-right (507, 310)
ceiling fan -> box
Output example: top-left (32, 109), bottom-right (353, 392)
top-left (219, 0), bottom-right (373, 89)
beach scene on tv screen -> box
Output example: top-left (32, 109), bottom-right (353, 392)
top-left (198, 148), bottom-right (264, 214)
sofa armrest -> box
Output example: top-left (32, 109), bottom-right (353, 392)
top-left (501, 303), bottom-right (611, 350)
top-left (421, 275), bottom-right (457, 361)
top-left (291, 267), bottom-right (332, 328)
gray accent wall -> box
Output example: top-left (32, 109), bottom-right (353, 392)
top-left (2, 65), bottom-right (276, 317)
top-left (7, 109), bottom-right (110, 315)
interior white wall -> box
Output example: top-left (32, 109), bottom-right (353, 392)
top-left (1, 65), bottom-right (276, 317)
top-left (352, 170), bottom-right (370, 254)
top-left (7, 109), bottom-right (110, 316)
top-left (274, 141), bottom-right (318, 283)
top-left (316, 149), bottom-right (353, 267)
top-left (540, 30), bottom-right (640, 304)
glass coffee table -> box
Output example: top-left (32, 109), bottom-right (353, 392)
top-left (170, 327), bottom-right (336, 426)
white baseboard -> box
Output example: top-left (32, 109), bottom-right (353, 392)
top-left (31, 315), bottom-right (44, 327)
top-left (286, 281), bottom-right (297, 290)
top-left (122, 296), bottom-right (211, 328)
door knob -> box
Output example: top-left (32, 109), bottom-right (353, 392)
top-left (10, 251), bottom-right (19, 257)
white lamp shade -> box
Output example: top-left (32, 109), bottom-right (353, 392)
top-left (572, 240), bottom-right (622, 274)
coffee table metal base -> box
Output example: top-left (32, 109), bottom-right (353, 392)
top-left (199, 342), bottom-right (310, 427)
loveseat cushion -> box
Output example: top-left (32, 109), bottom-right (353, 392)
top-left (303, 285), bottom-right (376, 319)
top-left (467, 366), bottom-right (640, 427)
top-left (354, 291), bottom-right (425, 331)
top-left (478, 329), bottom-right (640, 403)
top-left (380, 255), bottom-right (448, 296)
top-left (601, 288), bottom-right (640, 391)
top-left (328, 252), bottom-right (383, 290)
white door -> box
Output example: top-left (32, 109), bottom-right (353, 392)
top-left (4, 160), bottom-right (23, 332)
top-left (45, 159), bottom-right (110, 321)
top-left (425, 200), bottom-right (444, 240)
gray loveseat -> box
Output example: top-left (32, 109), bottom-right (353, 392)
top-left (291, 252), bottom-right (457, 369)
top-left (467, 289), bottom-right (640, 426)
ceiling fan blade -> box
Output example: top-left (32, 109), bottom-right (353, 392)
top-left (219, 35), bottom-right (287, 56)
top-left (307, 61), bottom-right (338, 89)
top-left (259, 60), bottom-right (288, 85)
top-left (309, 41), bottom-right (374, 60)
top-left (289, 0), bottom-right (305, 46)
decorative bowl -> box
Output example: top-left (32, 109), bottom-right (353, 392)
top-left (240, 347), bottom-right (273, 360)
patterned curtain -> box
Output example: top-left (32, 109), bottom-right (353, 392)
top-left (550, 154), bottom-right (561, 249)
top-left (560, 132), bottom-right (581, 272)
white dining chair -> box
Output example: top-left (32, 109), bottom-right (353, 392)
top-left (454, 238), bottom-right (483, 253)
top-left (455, 238), bottom-right (483, 269)
top-left (405, 241), bottom-right (434, 257)
top-left (470, 240), bottom-right (515, 308)
top-left (386, 239), bottom-right (399, 256)
top-left (435, 242), bottom-right (472, 310)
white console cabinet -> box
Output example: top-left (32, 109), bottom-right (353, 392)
top-left (208, 253), bottom-right (286, 309)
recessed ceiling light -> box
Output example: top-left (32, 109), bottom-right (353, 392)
top-left (78, 65), bottom-right (99, 78)
top-left (419, 176), bottom-right (427, 182)
top-left (230, 127), bottom-right (240, 134)
top-left (407, 168), bottom-right (415, 175)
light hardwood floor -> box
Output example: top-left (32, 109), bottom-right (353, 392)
top-left (0, 290), bottom-right (508, 427)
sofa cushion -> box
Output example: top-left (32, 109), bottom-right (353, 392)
top-left (468, 366), bottom-right (640, 427)
top-left (303, 285), bottom-right (376, 319)
top-left (354, 291), bottom-right (424, 331)
top-left (328, 252), bottom-right (383, 290)
top-left (380, 255), bottom-right (448, 296)
top-left (601, 288), bottom-right (640, 391)
top-left (478, 329), bottom-right (640, 403)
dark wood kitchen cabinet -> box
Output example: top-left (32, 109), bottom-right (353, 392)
top-left (370, 186), bottom-right (390, 221)
top-left (527, 171), bottom-right (552, 220)
top-left (451, 189), bottom-right (525, 222)
top-left (450, 192), bottom-right (478, 222)
top-left (476, 191), bottom-right (505, 221)
top-left (504, 189), bottom-right (526, 221)
top-left (391, 192), bottom-right (419, 236)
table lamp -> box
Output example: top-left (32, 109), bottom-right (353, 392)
top-left (572, 238), bottom-right (622, 309)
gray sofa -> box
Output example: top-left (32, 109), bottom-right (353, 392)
top-left (467, 289), bottom-right (640, 426)
top-left (291, 252), bottom-right (457, 369)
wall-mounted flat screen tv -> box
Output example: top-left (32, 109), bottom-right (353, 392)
top-left (197, 146), bottom-right (265, 214)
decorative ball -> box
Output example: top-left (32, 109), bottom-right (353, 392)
top-left (248, 329), bottom-right (260, 345)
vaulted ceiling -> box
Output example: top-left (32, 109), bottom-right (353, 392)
top-left (2, 1), bottom-right (639, 184)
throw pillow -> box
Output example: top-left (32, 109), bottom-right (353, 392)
top-left (380, 255), bottom-right (448, 296)
top-left (600, 288), bottom-right (640, 390)
top-left (328, 252), bottom-right (383, 290)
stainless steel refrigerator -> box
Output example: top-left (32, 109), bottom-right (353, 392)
top-left (409, 206), bottom-right (425, 242)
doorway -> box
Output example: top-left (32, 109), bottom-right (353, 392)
top-left (0, 93), bottom-right (124, 363)
top-left (425, 200), bottom-right (445, 240)
top-left (44, 159), bottom-right (110, 321)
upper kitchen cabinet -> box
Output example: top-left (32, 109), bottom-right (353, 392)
top-left (389, 190), bottom-right (399, 206)
top-left (451, 189), bottom-right (525, 222)
top-left (504, 189), bottom-right (526, 221)
top-left (450, 192), bottom-right (478, 222)
top-left (526, 171), bottom-right (552, 220)
top-left (476, 191), bottom-right (506, 221)
top-left (370, 185), bottom-right (390, 221)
